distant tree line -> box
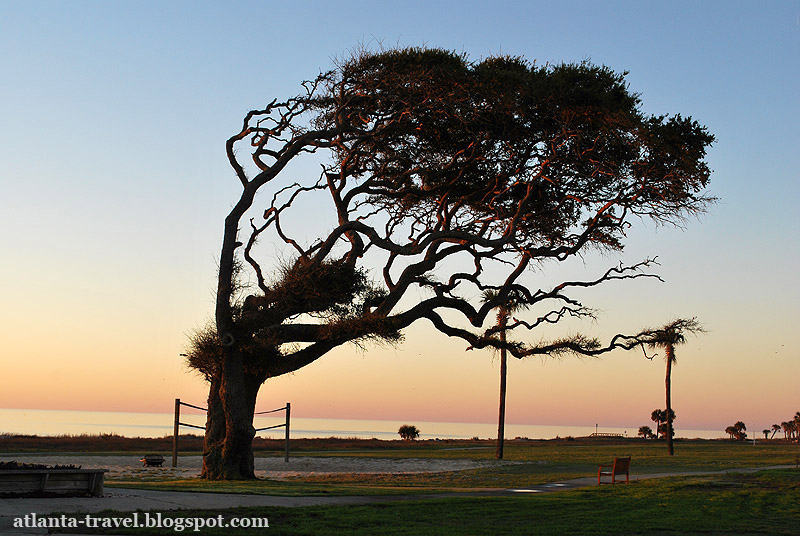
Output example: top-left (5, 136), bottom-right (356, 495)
top-left (772, 411), bottom-right (800, 441)
top-left (639, 411), bottom-right (800, 442)
top-left (729, 412), bottom-right (800, 442)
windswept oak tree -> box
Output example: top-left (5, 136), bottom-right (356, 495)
top-left (185, 48), bottom-right (715, 479)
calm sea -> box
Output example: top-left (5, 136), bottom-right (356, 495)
top-left (0, 408), bottom-right (724, 440)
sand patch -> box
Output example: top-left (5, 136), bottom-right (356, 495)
top-left (0, 454), bottom-right (501, 480)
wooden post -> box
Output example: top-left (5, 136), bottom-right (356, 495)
top-left (172, 398), bottom-right (180, 467)
top-left (284, 402), bottom-right (291, 463)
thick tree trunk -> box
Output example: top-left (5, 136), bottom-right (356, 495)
top-left (665, 344), bottom-right (674, 456)
top-left (201, 348), bottom-right (261, 480)
top-left (200, 375), bottom-right (226, 479)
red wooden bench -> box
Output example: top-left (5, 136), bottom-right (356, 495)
top-left (597, 456), bottom-right (631, 484)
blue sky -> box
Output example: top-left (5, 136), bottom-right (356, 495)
top-left (1, 1), bottom-right (798, 433)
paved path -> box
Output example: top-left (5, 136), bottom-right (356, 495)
top-left (1, 465), bottom-right (793, 535)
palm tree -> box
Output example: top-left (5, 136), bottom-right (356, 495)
top-left (651, 409), bottom-right (665, 440)
top-left (762, 429), bottom-right (770, 440)
top-left (794, 412), bottom-right (800, 442)
top-left (771, 424), bottom-right (781, 440)
top-left (482, 289), bottom-right (528, 460)
top-left (650, 409), bottom-right (675, 440)
top-left (781, 421), bottom-right (793, 440)
top-left (725, 425), bottom-right (737, 440)
top-left (733, 421), bottom-right (747, 441)
top-left (643, 318), bottom-right (703, 456)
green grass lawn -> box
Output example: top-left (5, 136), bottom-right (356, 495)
top-left (107, 440), bottom-right (800, 495)
top-left (326, 440), bottom-right (798, 469)
top-left (25, 439), bottom-right (800, 534)
top-left (52, 468), bottom-right (800, 535)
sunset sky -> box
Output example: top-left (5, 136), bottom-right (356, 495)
top-left (1, 1), bottom-right (798, 436)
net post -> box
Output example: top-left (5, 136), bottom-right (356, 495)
top-left (284, 402), bottom-right (291, 463)
top-left (172, 398), bottom-right (180, 467)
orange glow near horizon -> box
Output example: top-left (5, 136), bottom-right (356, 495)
top-left (4, 317), bottom-right (795, 435)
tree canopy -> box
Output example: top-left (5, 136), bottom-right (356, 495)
top-left (185, 47), bottom-right (715, 479)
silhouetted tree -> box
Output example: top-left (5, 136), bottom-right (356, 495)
top-left (770, 424), bottom-right (781, 439)
top-left (736, 421), bottom-right (748, 440)
top-left (186, 47), bottom-right (715, 479)
top-left (650, 409), bottom-right (676, 441)
top-left (398, 424), bottom-right (420, 441)
top-left (780, 421), bottom-right (793, 440)
top-left (482, 289), bottom-right (529, 460)
top-left (727, 421), bottom-right (747, 441)
top-left (658, 421), bottom-right (676, 440)
top-left (779, 414), bottom-right (800, 442)
top-left (642, 318), bottom-right (703, 455)
top-left (794, 412), bottom-right (800, 441)
top-left (650, 408), bottom-right (675, 440)
top-left (638, 425), bottom-right (654, 439)
top-left (651, 409), bottom-right (664, 440)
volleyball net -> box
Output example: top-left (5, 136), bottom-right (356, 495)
top-left (172, 398), bottom-right (291, 467)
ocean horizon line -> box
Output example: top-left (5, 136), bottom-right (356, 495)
top-left (0, 408), bottom-right (726, 441)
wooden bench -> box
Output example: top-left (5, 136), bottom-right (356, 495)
top-left (597, 456), bottom-right (631, 485)
top-left (140, 454), bottom-right (166, 467)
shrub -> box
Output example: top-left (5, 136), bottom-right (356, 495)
top-left (398, 424), bottom-right (420, 441)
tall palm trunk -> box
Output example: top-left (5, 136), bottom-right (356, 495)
top-left (496, 321), bottom-right (507, 460)
top-left (483, 292), bottom-right (526, 461)
top-left (645, 318), bottom-right (702, 456)
top-left (665, 343), bottom-right (675, 456)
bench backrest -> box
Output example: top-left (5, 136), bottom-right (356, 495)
top-left (613, 457), bottom-right (631, 473)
